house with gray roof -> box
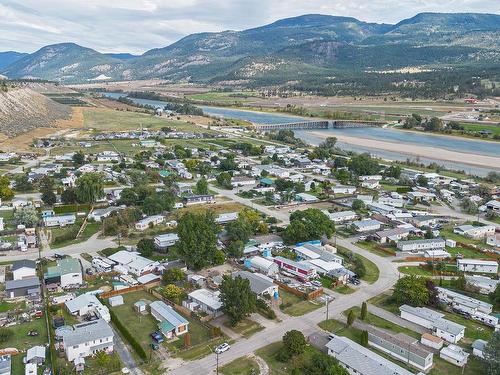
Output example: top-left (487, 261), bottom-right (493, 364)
top-left (326, 334), bottom-right (415, 375)
top-left (5, 277), bottom-right (40, 299)
top-left (150, 301), bottom-right (189, 339)
top-left (61, 319), bottom-right (114, 361)
top-left (232, 271), bottom-right (278, 297)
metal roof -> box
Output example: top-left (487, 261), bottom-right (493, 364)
top-left (5, 277), bottom-right (40, 290)
top-left (232, 271), bottom-right (275, 295)
top-left (150, 301), bottom-right (188, 328)
top-left (62, 319), bottom-right (113, 347)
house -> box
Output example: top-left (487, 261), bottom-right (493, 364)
top-left (185, 289), bottom-right (223, 317)
top-left (471, 339), bottom-right (487, 358)
top-left (108, 296), bottom-right (124, 307)
top-left (352, 219), bottom-right (382, 232)
top-left (423, 249), bottom-right (451, 259)
top-left (295, 193), bottom-right (318, 203)
top-left (378, 196), bottom-right (404, 208)
top-left (96, 151), bottom-right (120, 162)
top-left (108, 250), bottom-right (159, 276)
top-left (436, 287), bottom-right (493, 314)
top-left (397, 238), bottom-right (446, 252)
top-left (273, 256), bottom-right (317, 280)
top-left (322, 210), bottom-right (357, 224)
top-left (61, 319), bottom-right (114, 361)
top-left (486, 234), bottom-right (500, 249)
top-left (65, 293), bottom-right (110, 322)
top-left (485, 200), bottom-right (500, 212)
top-left (231, 176), bottom-right (256, 187)
top-left (232, 271), bottom-right (278, 298)
top-left (366, 326), bottom-right (433, 371)
top-left (440, 345), bottom-right (469, 367)
top-left (456, 259), bottom-right (498, 274)
top-left (25, 362), bottom-right (37, 375)
top-left (43, 214), bottom-right (76, 227)
top-left (11, 260), bottom-right (37, 280)
top-left (465, 275), bottom-right (500, 294)
top-left (399, 305), bottom-right (465, 343)
top-left (25, 345), bottom-right (45, 365)
top-left (293, 243), bottom-right (343, 264)
top-left (154, 233), bottom-right (180, 250)
top-left (367, 202), bottom-right (402, 215)
top-left (409, 216), bottom-right (438, 228)
top-left (326, 335), bottom-right (415, 375)
top-left (183, 194), bottom-right (215, 205)
top-left (215, 212), bottom-right (238, 224)
top-left (244, 256), bottom-right (279, 276)
top-left (135, 215), bottom-right (165, 230)
top-left (374, 227), bottom-right (410, 244)
top-left (331, 186), bottom-right (356, 195)
top-left (150, 301), bottom-right (189, 339)
top-left (305, 258), bottom-right (343, 275)
top-left (0, 355), bottom-right (10, 375)
top-left (89, 206), bottom-right (123, 222)
top-left (361, 179), bottom-right (380, 189)
top-left (252, 234), bottom-right (284, 251)
top-left (453, 225), bottom-right (496, 239)
top-left (45, 258), bottom-right (82, 288)
top-left (420, 333), bottom-right (444, 349)
top-left (5, 277), bottom-right (40, 299)
top-left (91, 257), bottom-right (115, 273)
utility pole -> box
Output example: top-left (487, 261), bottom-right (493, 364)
top-left (216, 352), bottom-right (219, 375)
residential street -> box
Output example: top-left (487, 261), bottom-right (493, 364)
top-left (166, 238), bottom-right (400, 374)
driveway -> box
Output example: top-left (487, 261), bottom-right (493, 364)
top-left (111, 327), bottom-right (145, 375)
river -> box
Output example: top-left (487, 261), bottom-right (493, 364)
top-left (100, 92), bottom-right (500, 176)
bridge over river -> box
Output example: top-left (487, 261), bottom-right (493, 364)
top-left (254, 119), bottom-right (385, 131)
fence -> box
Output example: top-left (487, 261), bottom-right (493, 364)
top-left (274, 280), bottom-right (323, 300)
top-left (99, 284), bottom-right (145, 299)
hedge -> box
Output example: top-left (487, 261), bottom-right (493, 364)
top-left (53, 204), bottom-right (91, 214)
top-left (108, 308), bottom-right (148, 361)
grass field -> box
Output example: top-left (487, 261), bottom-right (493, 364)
top-left (224, 318), bottom-right (264, 338)
top-left (398, 265), bottom-right (435, 277)
top-left (368, 293), bottom-right (400, 315)
top-left (255, 342), bottom-right (322, 375)
top-left (187, 91), bottom-right (259, 103)
top-left (220, 356), bottom-right (260, 375)
top-left (458, 122), bottom-right (500, 136)
top-left (357, 253), bottom-right (380, 284)
top-left (279, 289), bottom-right (322, 316)
top-left (333, 285), bottom-right (356, 294)
top-left (357, 241), bottom-right (396, 257)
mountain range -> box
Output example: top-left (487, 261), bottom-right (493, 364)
top-left (1, 12), bottom-right (499, 86)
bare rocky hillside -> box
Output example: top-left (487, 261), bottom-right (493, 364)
top-left (0, 87), bottom-right (70, 137)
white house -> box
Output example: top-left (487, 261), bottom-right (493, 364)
top-left (215, 212), bottom-right (238, 224)
top-left (397, 238), bottom-right (446, 252)
top-left (374, 227), bottom-right (411, 244)
top-left (184, 289), bottom-right (223, 317)
top-left (89, 206), bottom-right (123, 222)
top-left (91, 257), bottom-right (115, 273)
top-left (400, 305), bottom-right (465, 343)
top-left (107, 250), bottom-right (158, 276)
top-left (456, 259), bottom-right (498, 274)
top-left (322, 210), bottom-right (357, 223)
top-left (471, 339), bottom-right (487, 358)
top-left (61, 319), bottom-right (114, 361)
top-left (420, 333), bottom-right (444, 350)
top-left (154, 233), bottom-right (179, 249)
top-left (135, 215), bottom-right (165, 231)
top-left (65, 293), bottom-right (110, 322)
top-left (352, 219), bottom-right (382, 232)
top-left (331, 186), bottom-right (356, 195)
top-left (465, 275), bottom-right (500, 294)
top-left (11, 260), bottom-right (37, 280)
top-left (43, 214), bottom-right (76, 227)
top-left (440, 345), bottom-right (469, 367)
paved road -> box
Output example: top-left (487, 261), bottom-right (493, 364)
top-left (367, 304), bottom-right (426, 334)
top-left (0, 232), bottom-right (117, 262)
top-left (167, 239), bottom-right (399, 374)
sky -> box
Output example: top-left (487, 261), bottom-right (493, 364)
top-left (1, 0), bottom-right (498, 54)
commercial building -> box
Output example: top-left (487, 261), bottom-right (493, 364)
top-left (244, 256), bottom-right (279, 276)
top-left (11, 260), bottom-right (37, 280)
top-left (273, 256), bottom-right (317, 280)
top-left (61, 319), bottom-right (114, 361)
top-left (326, 335), bottom-right (415, 375)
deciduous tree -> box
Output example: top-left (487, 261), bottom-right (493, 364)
top-left (220, 275), bottom-right (257, 326)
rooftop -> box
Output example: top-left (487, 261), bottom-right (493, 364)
top-left (62, 319), bottom-right (113, 347)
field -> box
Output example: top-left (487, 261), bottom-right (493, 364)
top-left (220, 356), bottom-right (260, 375)
top-left (459, 122), bottom-right (500, 136)
top-left (279, 289), bottom-right (322, 316)
top-left (224, 318), bottom-right (264, 338)
top-left (357, 241), bottom-right (396, 257)
top-left (187, 91), bottom-right (260, 103)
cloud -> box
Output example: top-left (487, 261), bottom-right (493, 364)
top-left (0, 0), bottom-right (498, 53)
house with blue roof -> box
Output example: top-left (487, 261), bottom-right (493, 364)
top-left (150, 301), bottom-right (189, 339)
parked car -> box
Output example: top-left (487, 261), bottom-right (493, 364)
top-left (358, 236), bottom-right (367, 241)
top-left (311, 280), bottom-right (322, 288)
top-left (150, 331), bottom-right (164, 343)
top-left (150, 342), bottom-right (160, 350)
top-left (215, 343), bottom-right (230, 354)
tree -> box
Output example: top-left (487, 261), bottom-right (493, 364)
top-left (61, 188), bottom-right (78, 204)
top-left (196, 178), bottom-right (208, 195)
top-left (226, 240), bottom-right (244, 259)
top-left (352, 199), bottom-right (365, 211)
top-left (219, 275), bottom-right (257, 326)
top-left (14, 206), bottom-right (39, 227)
top-left (239, 209), bottom-right (262, 233)
top-left (118, 188), bottom-right (138, 206)
top-left (349, 153), bottom-right (380, 176)
top-left (216, 172), bottom-right (232, 189)
top-left (361, 330), bottom-right (369, 347)
top-left (75, 172), bottom-right (104, 204)
top-left (163, 268), bottom-right (185, 284)
top-left (424, 117), bottom-right (443, 131)
top-left (483, 332), bottom-right (500, 375)
top-left (426, 279), bottom-right (439, 307)
top-left (384, 165), bottom-right (401, 179)
top-left (39, 176), bottom-right (56, 206)
top-left (347, 309), bottom-right (356, 326)
top-left (282, 330), bottom-right (306, 356)
top-left (72, 151), bottom-right (85, 166)
top-left (0, 176), bottom-right (14, 200)
top-left (283, 209), bottom-right (334, 244)
top-left (490, 284), bottom-right (500, 309)
top-left (416, 175), bottom-right (428, 187)
top-left (393, 275), bottom-right (429, 306)
top-left (360, 302), bottom-right (368, 320)
top-left (142, 195), bottom-right (164, 215)
top-left (461, 197), bottom-right (478, 214)
top-left (226, 217), bottom-right (252, 243)
top-left (176, 211), bottom-right (219, 270)
top-left (163, 284), bottom-right (183, 302)
top-left (137, 238), bottom-right (154, 257)
top-left (353, 257), bottom-right (366, 278)
top-left (14, 174), bottom-right (32, 192)
top-left (302, 352), bottom-right (349, 375)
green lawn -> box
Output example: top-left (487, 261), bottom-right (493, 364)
top-left (0, 300), bottom-right (25, 313)
top-left (398, 265), bottom-right (435, 277)
top-left (333, 285), bottom-right (356, 294)
top-left (357, 241), bottom-right (396, 257)
top-left (318, 319), bottom-right (363, 343)
top-left (443, 311), bottom-right (494, 342)
top-left (357, 253), bottom-right (380, 284)
top-left (344, 306), bottom-right (420, 339)
top-left (224, 318), bottom-right (264, 338)
top-left (50, 221), bottom-right (101, 249)
top-left (220, 356), bottom-right (260, 375)
top-left (108, 290), bottom-right (158, 351)
top-left (279, 289), bottom-right (322, 316)
top-left (368, 293), bottom-right (401, 315)
top-left (255, 342), bottom-right (323, 375)
top-left (441, 228), bottom-right (485, 247)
